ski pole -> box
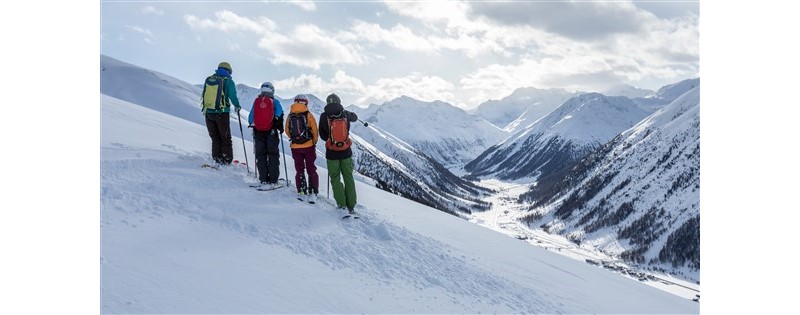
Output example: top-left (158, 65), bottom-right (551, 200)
top-left (279, 132), bottom-right (289, 187)
top-left (248, 126), bottom-right (258, 180)
top-left (357, 118), bottom-right (369, 127)
top-left (327, 173), bottom-right (330, 199)
top-left (237, 110), bottom-right (250, 174)
top-left (253, 147), bottom-right (258, 180)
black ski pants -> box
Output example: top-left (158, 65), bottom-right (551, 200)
top-left (205, 113), bottom-right (233, 164)
top-left (254, 129), bottom-right (281, 184)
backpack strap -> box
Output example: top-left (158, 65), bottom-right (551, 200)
top-left (218, 76), bottom-right (228, 110)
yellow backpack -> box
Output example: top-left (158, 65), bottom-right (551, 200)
top-left (201, 75), bottom-right (228, 112)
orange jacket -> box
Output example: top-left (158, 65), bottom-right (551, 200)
top-left (284, 102), bottom-right (319, 149)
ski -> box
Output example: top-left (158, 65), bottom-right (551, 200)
top-left (250, 178), bottom-right (286, 188)
top-left (257, 186), bottom-right (282, 191)
top-left (342, 212), bottom-right (360, 219)
top-left (201, 163), bottom-right (219, 170)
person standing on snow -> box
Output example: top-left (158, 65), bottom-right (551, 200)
top-left (318, 93), bottom-right (359, 215)
top-left (200, 62), bottom-right (241, 165)
top-left (248, 82), bottom-right (284, 189)
top-left (285, 94), bottom-right (320, 203)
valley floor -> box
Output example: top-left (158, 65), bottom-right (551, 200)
top-left (469, 179), bottom-right (701, 301)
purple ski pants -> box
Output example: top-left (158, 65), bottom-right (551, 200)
top-left (291, 146), bottom-right (319, 194)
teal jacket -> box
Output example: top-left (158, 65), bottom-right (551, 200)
top-left (202, 68), bottom-right (241, 114)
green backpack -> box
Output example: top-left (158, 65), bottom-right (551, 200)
top-left (202, 75), bottom-right (228, 113)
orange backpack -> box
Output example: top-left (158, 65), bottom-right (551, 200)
top-left (326, 114), bottom-right (351, 151)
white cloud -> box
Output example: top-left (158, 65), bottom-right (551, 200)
top-left (459, 57), bottom-right (618, 105)
top-left (185, 11), bottom-right (365, 69)
top-left (274, 71), bottom-right (366, 99)
top-left (383, 0), bottom-right (472, 27)
top-left (361, 74), bottom-right (456, 106)
top-left (468, 1), bottom-right (651, 40)
top-left (184, 10), bottom-right (276, 34)
top-left (274, 71), bottom-right (457, 107)
top-left (374, 0), bottom-right (698, 104)
top-left (348, 21), bottom-right (437, 53)
top-left (283, 0), bottom-right (316, 11)
top-left (125, 25), bottom-right (155, 44)
top-left (174, 4), bottom-right (696, 107)
top-left (260, 24), bottom-right (368, 69)
top-left (379, 1), bottom-right (536, 58)
top-left (141, 6), bottom-right (164, 15)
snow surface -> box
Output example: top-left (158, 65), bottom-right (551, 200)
top-left (518, 92), bottom-right (649, 146)
top-left (473, 87), bottom-right (576, 133)
top-left (100, 93), bottom-right (698, 313)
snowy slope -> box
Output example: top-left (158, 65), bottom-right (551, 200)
top-left (101, 55), bottom-right (487, 216)
top-left (603, 84), bottom-right (656, 99)
top-left (101, 55), bottom-right (205, 125)
top-left (519, 84), bottom-right (701, 279)
top-left (100, 93), bottom-right (697, 313)
top-left (633, 78), bottom-right (700, 112)
top-left (473, 87), bottom-right (576, 133)
top-left (349, 96), bottom-right (507, 166)
top-left (466, 93), bottom-right (649, 181)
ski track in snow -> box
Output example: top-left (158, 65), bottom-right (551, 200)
top-left (101, 149), bottom-right (566, 312)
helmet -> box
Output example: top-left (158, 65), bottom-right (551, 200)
top-left (326, 93), bottom-right (341, 105)
top-left (260, 82), bottom-right (274, 94)
top-left (218, 62), bottom-right (232, 74)
top-left (294, 94), bottom-right (309, 105)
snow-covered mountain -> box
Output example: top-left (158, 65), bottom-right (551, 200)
top-left (473, 87), bottom-right (576, 133)
top-left (347, 119), bottom-right (494, 216)
top-left (101, 55), bottom-right (205, 125)
top-left (101, 54), bottom-right (492, 217)
top-left (466, 93), bottom-right (649, 181)
top-left (100, 88), bottom-right (698, 314)
top-left (603, 84), bottom-right (655, 99)
top-left (632, 78), bottom-right (700, 112)
top-left (349, 96), bottom-right (506, 166)
top-left (518, 84), bottom-right (700, 278)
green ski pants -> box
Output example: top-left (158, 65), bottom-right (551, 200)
top-left (327, 157), bottom-right (357, 210)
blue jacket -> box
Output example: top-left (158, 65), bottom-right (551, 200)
top-left (202, 68), bottom-right (241, 114)
top-left (248, 94), bottom-right (283, 125)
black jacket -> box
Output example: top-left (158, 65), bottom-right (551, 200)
top-left (318, 103), bottom-right (358, 160)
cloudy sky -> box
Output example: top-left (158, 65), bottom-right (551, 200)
top-left (100, 0), bottom-right (699, 109)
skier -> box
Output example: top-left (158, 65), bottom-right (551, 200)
top-left (284, 94), bottom-right (320, 203)
top-left (248, 82), bottom-right (284, 189)
top-left (200, 62), bottom-right (242, 165)
top-left (318, 93), bottom-right (359, 215)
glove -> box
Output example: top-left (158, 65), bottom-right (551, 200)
top-left (274, 116), bottom-right (284, 133)
top-left (235, 107), bottom-right (241, 114)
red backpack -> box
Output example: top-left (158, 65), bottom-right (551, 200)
top-left (252, 95), bottom-right (275, 131)
top-left (326, 113), bottom-right (351, 151)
